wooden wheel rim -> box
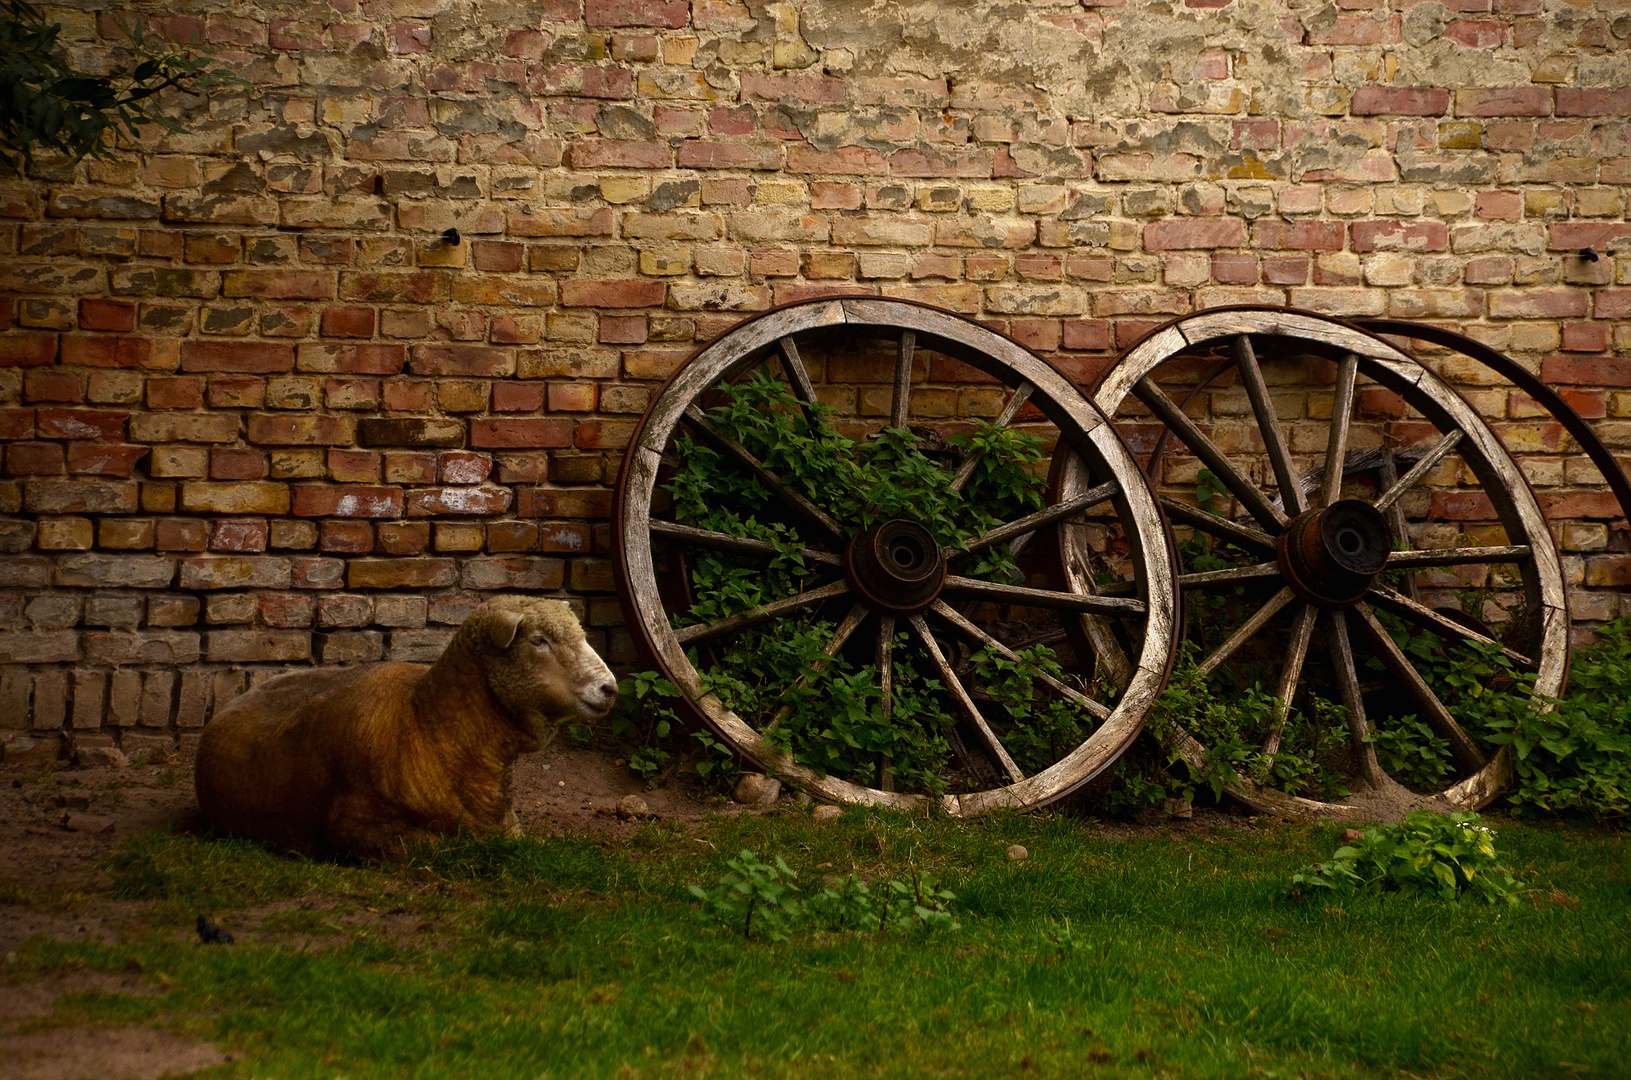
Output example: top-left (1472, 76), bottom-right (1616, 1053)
top-left (1067, 306), bottom-right (1569, 816)
top-left (614, 298), bottom-right (1180, 815)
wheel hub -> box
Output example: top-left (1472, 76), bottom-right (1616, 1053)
top-left (844, 518), bottom-right (946, 615)
top-left (1275, 499), bottom-right (1391, 607)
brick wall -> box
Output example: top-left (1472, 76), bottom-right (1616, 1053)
top-left (0, 0), bottom-right (1627, 761)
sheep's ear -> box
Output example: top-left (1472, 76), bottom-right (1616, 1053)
top-left (489, 610), bottom-right (525, 650)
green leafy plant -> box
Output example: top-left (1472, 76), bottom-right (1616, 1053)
top-left (1367, 714), bottom-right (1455, 789)
top-left (1, 0), bottom-right (243, 172)
top-left (688, 850), bottom-right (959, 940)
top-left (1288, 811), bottom-right (1520, 904)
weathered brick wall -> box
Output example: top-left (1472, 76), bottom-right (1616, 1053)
top-left (0, 0), bottom-right (1627, 762)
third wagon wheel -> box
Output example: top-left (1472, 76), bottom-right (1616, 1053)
top-left (1060, 306), bottom-right (1569, 818)
top-left (613, 298), bottom-right (1179, 815)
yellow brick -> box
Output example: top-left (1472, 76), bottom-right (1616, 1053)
top-left (640, 249), bottom-right (691, 275)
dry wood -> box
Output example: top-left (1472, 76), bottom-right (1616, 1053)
top-left (891, 330), bottom-right (916, 430)
top-left (1234, 334), bottom-right (1306, 517)
top-left (1262, 603), bottom-right (1317, 756)
top-left (777, 335), bottom-right (818, 407)
top-left (909, 614), bottom-right (1024, 783)
top-left (1196, 586), bottom-right (1296, 676)
top-left (673, 580), bottom-right (851, 646)
top-left (1320, 353), bottom-right (1359, 507)
top-left (1365, 583), bottom-right (1532, 667)
top-left (649, 519), bottom-right (842, 566)
top-left (877, 614), bottom-right (896, 791)
top-left (682, 405), bottom-right (844, 542)
top-left (955, 480), bottom-right (1119, 557)
top-left (1351, 602), bottom-right (1486, 773)
top-left (928, 600), bottom-right (1112, 720)
top-left (1177, 562), bottom-right (1281, 590)
top-left (1374, 449), bottom-right (1418, 602)
top-left (1330, 610), bottom-right (1385, 786)
top-left (951, 381), bottom-right (1034, 494)
top-left (1385, 544), bottom-right (1532, 568)
top-left (941, 576), bottom-right (1147, 615)
top-left (764, 601), bottom-right (872, 729)
top-left (1134, 377), bottom-right (1289, 531)
top-left (1373, 430), bottom-right (1462, 513)
top-left (1159, 497), bottom-right (1278, 553)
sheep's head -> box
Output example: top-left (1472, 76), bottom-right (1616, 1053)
top-left (464, 597), bottom-right (618, 743)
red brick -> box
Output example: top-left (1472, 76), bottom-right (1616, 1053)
top-left (785, 146), bottom-right (888, 174)
top-left (1349, 220), bottom-right (1447, 252)
top-left (676, 140), bottom-right (782, 170)
top-left (585, 0), bottom-right (689, 27)
top-left (383, 451), bottom-right (438, 484)
top-left (1443, 18), bottom-right (1506, 47)
top-left (492, 382), bottom-right (546, 412)
top-left (599, 315), bottom-right (648, 344)
top-left (66, 442), bottom-right (147, 476)
top-left (1489, 289), bottom-right (1589, 319)
top-left (206, 377), bottom-right (265, 409)
top-left (1253, 221), bottom-right (1345, 250)
top-left (328, 449), bottom-right (381, 483)
top-left (1540, 355), bottom-right (1631, 387)
top-left (247, 413), bottom-right (354, 445)
top-left (1595, 290), bottom-right (1631, 320)
top-left (211, 519), bottom-right (270, 553)
top-left (0, 335), bottom-right (58, 367)
top-left (297, 343), bottom-right (406, 375)
top-left (470, 417), bottom-right (575, 448)
top-left (1548, 223), bottom-right (1631, 252)
top-left (740, 72), bottom-right (847, 105)
top-left (409, 345), bottom-right (514, 377)
top-left (573, 421), bottom-right (634, 450)
top-left (156, 518), bottom-right (209, 552)
top-left (210, 448), bottom-right (266, 480)
top-left (320, 520), bottom-right (375, 553)
top-left (558, 279), bottom-right (666, 308)
top-left (1009, 319), bottom-right (1061, 352)
top-left (549, 383), bottom-right (597, 412)
top-left (59, 335), bottom-right (155, 369)
top-left (1561, 322), bottom-right (1610, 353)
top-left (1430, 490), bottom-right (1496, 520)
top-left (347, 558), bottom-right (458, 589)
top-left (1556, 88), bottom-right (1631, 117)
top-left (145, 377), bottom-right (203, 410)
top-left (79, 299), bottom-right (136, 332)
top-left (24, 370), bottom-right (82, 403)
top-left (1211, 252), bottom-right (1260, 284)
top-left (404, 485), bottom-right (513, 516)
top-left (181, 341), bottom-right (296, 374)
top-left (36, 408), bottom-right (126, 440)
top-left (439, 451), bottom-right (492, 484)
top-left (0, 409), bottom-right (35, 440)
top-left (1061, 319), bottom-right (1113, 351)
top-left (1143, 219), bottom-right (1245, 250)
top-left (320, 306), bottom-right (376, 339)
top-left (1350, 86), bottom-right (1449, 116)
top-left (567, 139), bottom-right (673, 169)
top-left (1539, 491), bottom-right (1622, 518)
top-left (1455, 87), bottom-right (1551, 117)
top-left (471, 241), bottom-right (525, 272)
top-left (376, 521), bottom-right (429, 555)
top-left (6, 441), bottom-right (65, 475)
top-left (517, 487), bottom-right (615, 519)
top-left (222, 270), bottom-right (335, 300)
top-left (292, 485), bottom-right (405, 518)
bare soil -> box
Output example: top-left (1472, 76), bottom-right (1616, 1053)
top-left (0, 741), bottom-right (727, 1080)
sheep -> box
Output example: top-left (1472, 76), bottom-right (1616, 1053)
top-left (194, 596), bottom-right (618, 859)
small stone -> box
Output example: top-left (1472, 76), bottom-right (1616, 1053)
top-left (811, 804), bottom-right (841, 822)
top-left (1006, 844), bottom-right (1028, 862)
top-left (57, 811), bottom-right (116, 835)
top-left (1, 735), bottom-right (62, 768)
top-left (76, 745), bottom-right (130, 768)
top-left (1340, 828), bottom-right (1364, 843)
top-left (1164, 797), bottom-right (1193, 820)
top-left (733, 773), bottom-right (781, 806)
top-left (616, 794), bottom-right (650, 821)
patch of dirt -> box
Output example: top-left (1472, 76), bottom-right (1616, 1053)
top-left (510, 745), bottom-right (734, 837)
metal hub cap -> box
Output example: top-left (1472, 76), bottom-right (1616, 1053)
top-left (844, 518), bottom-right (946, 615)
top-left (1275, 498), bottom-right (1391, 608)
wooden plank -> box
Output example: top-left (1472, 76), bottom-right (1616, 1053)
top-left (1351, 602), bottom-right (1487, 773)
top-left (765, 601), bottom-right (872, 728)
top-left (940, 576), bottom-right (1147, 616)
top-left (877, 614), bottom-right (895, 792)
top-left (1320, 353), bottom-right (1359, 507)
top-left (1134, 377), bottom-right (1289, 532)
top-left (1262, 603), bottom-right (1316, 756)
top-left (649, 519), bottom-right (841, 566)
top-left (891, 330), bottom-right (915, 430)
top-left (1160, 497), bottom-right (1277, 554)
top-left (1373, 430), bottom-right (1462, 513)
top-left (674, 580), bottom-right (851, 646)
top-left (1385, 544), bottom-right (1531, 568)
top-left (1178, 562), bottom-right (1281, 590)
top-left (1234, 334), bottom-right (1306, 516)
top-left (1374, 448), bottom-right (1417, 602)
top-left (1365, 583), bottom-right (1532, 667)
top-left (777, 335), bottom-right (818, 406)
top-left (1197, 586), bottom-right (1296, 676)
top-left (908, 614), bottom-right (1025, 783)
top-left (951, 381), bottom-right (1034, 493)
top-left (955, 480), bottom-right (1118, 556)
top-left (928, 600), bottom-right (1112, 720)
top-left (682, 405), bottom-right (845, 542)
top-left (1330, 610), bottom-right (1385, 786)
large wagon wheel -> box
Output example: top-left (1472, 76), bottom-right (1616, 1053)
top-left (1062, 307), bottom-right (1569, 817)
top-left (613, 298), bottom-right (1179, 815)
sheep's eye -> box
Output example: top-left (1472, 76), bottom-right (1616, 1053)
top-left (530, 635), bottom-right (551, 650)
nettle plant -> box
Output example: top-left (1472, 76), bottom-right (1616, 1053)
top-left (612, 372), bottom-right (1091, 795)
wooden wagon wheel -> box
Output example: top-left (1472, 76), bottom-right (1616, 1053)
top-left (1061, 306), bottom-right (1569, 817)
top-left (613, 298), bottom-right (1179, 815)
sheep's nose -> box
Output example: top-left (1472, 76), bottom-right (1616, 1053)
top-left (594, 679), bottom-right (618, 708)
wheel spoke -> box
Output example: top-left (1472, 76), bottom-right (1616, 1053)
top-left (940, 576), bottom-right (1147, 616)
top-left (776, 335), bottom-right (819, 411)
top-left (1178, 562), bottom-right (1281, 590)
top-left (954, 480), bottom-right (1118, 558)
top-left (928, 600), bottom-right (1112, 720)
top-left (908, 614), bottom-right (1025, 783)
top-left (1160, 497), bottom-right (1277, 554)
top-left (1374, 449), bottom-right (1418, 602)
top-left (1385, 544), bottom-right (1531, 568)
top-left (1351, 602), bottom-right (1487, 772)
top-left (890, 330), bottom-right (915, 431)
top-left (1234, 335), bottom-right (1306, 517)
top-left (1373, 430), bottom-right (1462, 514)
top-left (1196, 586), bottom-right (1296, 676)
top-left (1330, 610), bottom-right (1384, 786)
top-left (1366, 583), bottom-right (1533, 667)
top-left (1135, 377), bottom-right (1288, 531)
top-left (950, 381), bottom-right (1034, 493)
top-left (877, 615), bottom-right (896, 791)
top-left (766, 601), bottom-right (872, 727)
top-left (674, 580), bottom-right (851, 646)
top-left (1262, 604), bottom-right (1317, 756)
top-left (683, 405), bottom-right (844, 542)
top-left (1320, 353), bottom-right (1359, 507)
top-left (650, 520), bottom-right (841, 566)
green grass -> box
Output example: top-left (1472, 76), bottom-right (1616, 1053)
top-left (8, 810), bottom-right (1629, 1079)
